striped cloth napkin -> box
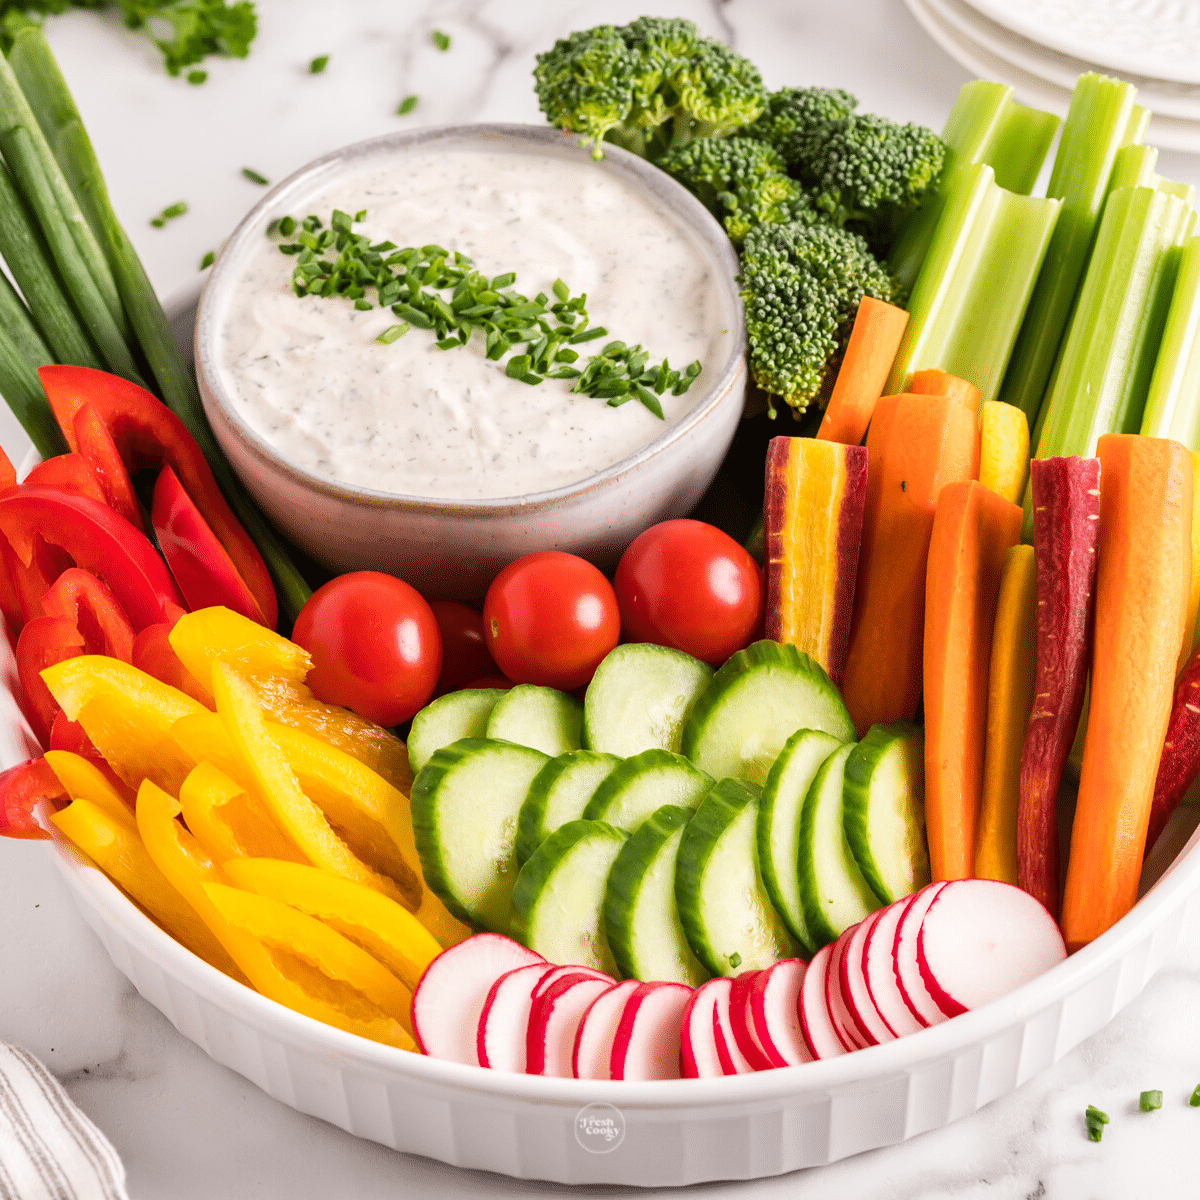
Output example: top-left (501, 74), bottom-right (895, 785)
top-left (0, 1044), bottom-right (129, 1200)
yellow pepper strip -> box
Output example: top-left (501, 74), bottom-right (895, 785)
top-left (222, 858), bottom-right (442, 993)
top-left (178, 761), bottom-right (305, 865)
top-left (974, 544), bottom-right (1038, 885)
top-left (203, 881), bottom-right (416, 1050)
top-left (41, 657), bottom-right (207, 795)
top-left (44, 750), bottom-right (136, 832)
top-left (212, 663), bottom-right (409, 906)
top-left (50, 797), bottom-right (237, 975)
top-left (978, 400), bottom-right (1030, 505)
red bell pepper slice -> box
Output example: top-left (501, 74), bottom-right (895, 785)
top-left (40, 365), bottom-right (277, 628)
top-left (16, 616), bottom-right (84, 746)
top-left (0, 758), bottom-right (64, 840)
top-left (131, 621), bottom-right (210, 704)
top-left (73, 403), bottom-right (146, 533)
top-left (23, 453), bottom-right (109, 507)
top-left (151, 465), bottom-right (265, 623)
top-left (0, 488), bottom-right (184, 630)
top-left (4, 535), bottom-right (72, 628)
top-left (39, 567), bottom-right (136, 663)
top-left (0, 444), bottom-right (16, 493)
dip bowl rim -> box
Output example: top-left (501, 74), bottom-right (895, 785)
top-left (194, 121), bottom-right (747, 517)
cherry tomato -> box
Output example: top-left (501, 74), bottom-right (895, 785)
top-left (614, 519), bottom-right (763, 665)
top-left (292, 572), bottom-right (442, 726)
top-left (483, 551), bottom-right (620, 690)
top-left (428, 599), bottom-right (500, 696)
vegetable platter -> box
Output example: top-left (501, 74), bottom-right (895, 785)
top-left (7, 3), bottom-right (1200, 1194)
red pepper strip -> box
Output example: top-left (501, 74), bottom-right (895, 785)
top-left (0, 444), bottom-right (16, 492)
top-left (40, 365), bottom-right (278, 628)
top-left (7, 536), bottom-right (72, 627)
top-left (23, 453), bottom-right (109, 507)
top-left (152, 465), bottom-right (265, 624)
top-left (131, 621), bottom-right (211, 704)
top-left (16, 616), bottom-right (84, 746)
top-left (48, 710), bottom-right (135, 800)
top-left (0, 540), bottom-right (22, 637)
top-left (0, 758), bottom-right (64, 840)
top-left (39, 568), bottom-right (136, 663)
top-left (0, 488), bottom-right (184, 631)
top-left (73, 403), bottom-right (146, 534)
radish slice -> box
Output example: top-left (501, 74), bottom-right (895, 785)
top-left (712, 981), bottom-right (756, 1075)
top-left (917, 879), bottom-right (1067, 1016)
top-left (825, 925), bottom-right (869, 1051)
top-left (610, 982), bottom-right (693, 1080)
top-left (893, 882), bottom-right (949, 1027)
top-left (573, 981), bottom-right (640, 1080)
top-left (411, 933), bottom-right (545, 1064)
top-left (749, 959), bottom-right (812, 1067)
top-left (477, 962), bottom-right (556, 1071)
top-left (862, 899), bottom-right (924, 1037)
top-left (839, 911), bottom-right (895, 1045)
top-left (727, 971), bottom-right (774, 1070)
top-left (527, 971), bottom-right (615, 1077)
top-left (680, 978), bottom-right (731, 1078)
top-left (797, 944), bottom-right (845, 1060)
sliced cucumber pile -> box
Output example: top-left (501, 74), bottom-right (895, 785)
top-left (681, 641), bottom-right (855, 787)
top-left (407, 688), bottom-right (506, 775)
top-left (486, 684), bottom-right (583, 756)
top-left (843, 721), bottom-right (929, 904)
top-left (582, 749), bottom-right (712, 832)
top-left (584, 643), bottom-right (712, 756)
top-left (510, 819), bottom-right (627, 975)
top-left (515, 749), bottom-right (620, 865)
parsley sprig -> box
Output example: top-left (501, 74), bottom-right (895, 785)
top-left (271, 208), bottom-right (702, 418)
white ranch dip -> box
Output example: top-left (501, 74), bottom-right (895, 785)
top-left (214, 142), bottom-right (731, 500)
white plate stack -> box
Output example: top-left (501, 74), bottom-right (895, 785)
top-left (905, 0), bottom-right (1200, 153)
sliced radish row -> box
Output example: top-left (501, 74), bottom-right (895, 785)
top-left (825, 926), bottom-right (870, 1051)
top-left (680, 978), bottom-right (731, 1078)
top-left (798, 943), bottom-right (845, 1060)
top-left (861, 899), bottom-right (924, 1038)
top-left (477, 962), bottom-right (557, 1071)
top-left (893, 883), bottom-right (949, 1027)
top-left (573, 981), bottom-right (641, 1080)
top-left (728, 971), bottom-right (775, 1070)
top-left (527, 971), bottom-right (615, 1077)
top-left (749, 959), bottom-right (812, 1067)
top-left (839, 912), bottom-right (895, 1046)
top-left (611, 982), bottom-right (693, 1080)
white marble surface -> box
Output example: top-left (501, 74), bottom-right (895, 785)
top-left (5, 1), bottom-right (1200, 1196)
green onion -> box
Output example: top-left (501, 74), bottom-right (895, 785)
top-left (397, 94), bottom-right (419, 116)
top-left (200, 250), bottom-right (215, 270)
top-left (242, 167), bottom-right (269, 186)
top-left (150, 200), bottom-right (189, 228)
top-left (1085, 1105), bottom-right (1109, 1142)
top-left (0, 273), bottom-right (66, 459)
top-left (308, 55), bottom-right (330, 74)
top-left (376, 323), bottom-right (409, 344)
top-left (187, 70), bottom-right (207, 85)
top-left (1190, 1085), bottom-right (1200, 1107)
top-left (1139, 1090), bottom-right (1163, 1112)
top-left (432, 30), bottom-right (451, 51)
top-left (728, 952), bottom-right (742, 969)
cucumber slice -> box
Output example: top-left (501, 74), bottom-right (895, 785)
top-left (407, 689), bottom-right (506, 775)
top-left (604, 804), bottom-right (710, 986)
top-left (843, 721), bottom-right (929, 904)
top-left (675, 778), bottom-right (799, 976)
top-left (797, 742), bottom-right (878, 947)
top-left (681, 640), bottom-right (855, 787)
top-left (510, 819), bottom-right (627, 974)
top-left (757, 728), bottom-right (845, 954)
top-left (583, 643), bottom-right (713, 756)
top-left (582, 749), bottom-right (713, 832)
top-left (515, 749), bottom-right (621, 865)
top-left (486, 684), bottom-right (583, 756)
top-left (410, 737), bottom-right (549, 934)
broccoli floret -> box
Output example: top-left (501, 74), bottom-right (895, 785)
top-left (744, 85), bottom-right (858, 164)
top-left (659, 137), bottom-right (816, 245)
top-left (534, 17), bottom-right (765, 161)
top-left (739, 219), bottom-right (900, 415)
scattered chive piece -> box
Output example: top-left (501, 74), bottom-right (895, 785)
top-left (200, 250), bottom-right (215, 270)
top-left (1085, 1105), bottom-right (1110, 1142)
top-left (397, 94), bottom-right (419, 116)
top-left (377, 323), bottom-right (409, 344)
top-left (278, 215), bottom-right (296, 237)
top-left (432, 30), bottom-right (451, 51)
top-left (187, 70), bottom-right (207, 85)
top-left (149, 200), bottom-right (188, 228)
top-left (309, 55), bottom-right (329, 74)
top-left (1190, 1085), bottom-right (1200, 1107)
top-left (242, 167), bottom-right (269, 186)
top-left (729, 952), bottom-right (742, 969)
top-left (1139, 1090), bottom-right (1162, 1112)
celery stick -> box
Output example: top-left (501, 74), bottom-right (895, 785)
top-left (888, 82), bottom-right (1059, 293)
top-left (1107, 143), bottom-right (1196, 207)
top-left (0, 322), bottom-right (66, 459)
top-left (0, 43), bottom-right (127, 341)
top-left (883, 162), bottom-right (1060, 405)
top-left (1140, 236), bottom-right (1200, 448)
top-left (999, 74), bottom-right (1143, 426)
top-left (0, 157), bottom-right (100, 370)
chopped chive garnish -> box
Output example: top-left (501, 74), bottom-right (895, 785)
top-left (377, 323), bottom-right (409, 344)
top-left (278, 216), bottom-right (297, 236)
top-left (397, 94), bottom-right (419, 116)
top-left (1139, 1090), bottom-right (1162, 1112)
top-left (149, 200), bottom-right (188, 228)
top-left (200, 250), bottom-right (215, 270)
top-left (187, 70), bottom-right (207, 85)
top-left (309, 55), bottom-right (330, 74)
top-left (432, 29), bottom-right (451, 51)
top-left (242, 167), bottom-right (270, 186)
top-left (1190, 1085), bottom-right (1200, 1107)
top-left (728, 952), bottom-right (742, 969)
top-left (1085, 1105), bottom-right (1109, 1142)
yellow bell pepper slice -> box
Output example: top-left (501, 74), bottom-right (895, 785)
top-left (41, 656), bottom-right (207, 795)
top-left (203, 881), bottom-right (416, 1050)
top-left (212, 664), bottom-right (408, 906)
top-left (222, 858), bottom-right (442, 992)
top-left (50, 796), bottom-right (236, 975)
top-left (44, 750), bottom-right (136, 832)
top-left (178, 761), bottom-right (305, 865)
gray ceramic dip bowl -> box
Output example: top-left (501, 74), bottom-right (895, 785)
top-left (195, 123), bottom-right (746, 600)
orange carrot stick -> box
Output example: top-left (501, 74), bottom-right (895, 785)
top-left (816, 297), bottom-right (910, 446)
top-left (1061, 434), bottom-right (1193, 950)
top-left (841, 393), bottom-right (980, 735)
top-left (909, 368), bottom-right (982, 411)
